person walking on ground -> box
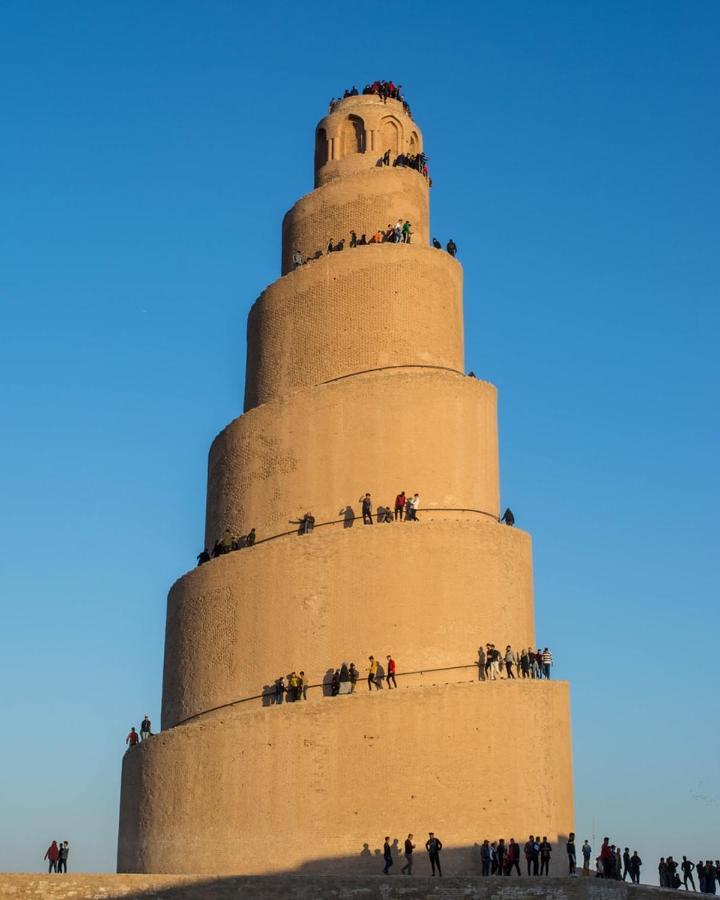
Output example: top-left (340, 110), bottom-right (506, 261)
top-left (525, 836), bottom-right (536, 876)
top-left (57, 841), bottom-right (69, 874)
top-left (386, 654), bottom-right (397, 688)
top-left (540, 837), bottom-right (552, 875)
top-left (497, 838), bottom-right (507, 875)
top-left (349, 663), bottom-right (358, 693)
top-left (446, 239), bottom-right (457, 257)
top-left (383, 836), bottom-right (393, 874)
top-left (298, 671), bottom-right (307, 700)
top-left (360, 493), bottom-right (373, 525)
top-left (630, 851), bottom-right (642, 884)
top-left (44, 840), bottom-right (59, 873)
top-left (682, 856), bottom-right (696, 891)
top-left (623, 847), bottom-right (631, 881)
top-left (368, 656), bottom-right (380, 690)
top-left (508, 838), bottom-right (521, 875)
top-left (426, 833), bottom-right (443, 876)
top-left (401, 834), bottom-right (415, 874)
top-left (140, 715), bottom-right (152, 741)
top-left (499, 507), bottom-right (515, 526)
top-left (582, 840), bottom-right (592, 875)
top-left (394, 491), bottom-right (406, 521)
top-left (126, 727), bottom-right (139, 749)
top-left (567, 832), bottom-right (577, 875)
top-left (481, 839), bottom-right (492, 876)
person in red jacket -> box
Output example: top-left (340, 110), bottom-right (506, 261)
top-left (394, 491), bottom-right (406, 521)
top-left (126, 727), bottom-right (139, 749)
top-left (386, 655), bottom-right (397, 689)
top-left (44, 840), bottom-right (59, 873)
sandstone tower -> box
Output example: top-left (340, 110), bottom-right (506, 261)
top-left (117, 88), bottom-right (574, 875)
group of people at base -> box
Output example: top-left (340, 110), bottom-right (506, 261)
top-left (124, 715), bottom-right (152, 749)
top-left (659, 856), bottom-right (719, 892)
top-left (43, 841), bottom-right (70, 873)
top-left (382, 834), bottom-right (443, 876)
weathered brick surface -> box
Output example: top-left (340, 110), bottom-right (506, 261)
top-left (246, 245), bottom-right (461, 409)
top-left (211, 370), bottom-right (498, 546)
top-left (120, 682), bottom-right (572, 875)
top-left (281, 168), bottom-right (429, 274)
top-left (163, 521), bottom-right (531, 727)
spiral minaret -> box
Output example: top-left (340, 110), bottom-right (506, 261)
top-left (117, 90), bottom-right (574, 875)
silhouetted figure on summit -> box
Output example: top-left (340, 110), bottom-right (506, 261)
top-left (446, 239), bottom-right (457, 257)
top-left (432, 238), bottom-right (442, 249)
top-left (500, 508), bottom-right (515, 526)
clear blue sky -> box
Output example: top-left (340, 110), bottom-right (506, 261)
top-left (1, 0), bottom-right (718, 877)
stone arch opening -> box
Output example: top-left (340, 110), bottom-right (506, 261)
top-left (380, 116), bottom-right (402, 156)
top-left (338, 114), bottom-right (365, 157)
top-left (315, 127), bottom-right (328, 169)
top-left (409, 130), bottom-right (419, 154)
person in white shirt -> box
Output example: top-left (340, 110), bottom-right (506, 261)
top-left (408, 493), bottom-right (420, 521)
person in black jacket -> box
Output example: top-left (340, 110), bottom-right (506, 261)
top-left (500, 508), bottom-right (515, 526)
top-left (401, 834), bottom-right (415, 875)
top-left (383, 837), bottom-right (393, 874)
top-left (426, 833), bottom-right (443, 876)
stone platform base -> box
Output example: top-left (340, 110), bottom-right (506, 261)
top-left (0, 875), bottom-right (670, 900)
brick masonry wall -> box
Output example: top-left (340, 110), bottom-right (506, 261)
top-left (211, 370), bottom-right (498, 547)
top-left (245, 245), bottom-right (461, 409)
top-left (162, 520), bottom-right (532, 726)
top-left (120, 681), bottom-right (572, 875)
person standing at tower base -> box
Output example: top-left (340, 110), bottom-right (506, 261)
top-left (426, 833), bottom-right (443, 876)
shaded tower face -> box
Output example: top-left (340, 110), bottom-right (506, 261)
top-left (117, 85), bottom-right (574, 877)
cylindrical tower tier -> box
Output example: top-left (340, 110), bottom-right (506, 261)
top-left (212, 370), bottom-right (498, 549)
top-left (281, 168), bottom-right (429, 275)
top-left (119, 681), bottom-right (573, 875)
top-left (162, 520), bottom-right (534, 729)
top-left (245, 246), bottom-right (462, 409)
